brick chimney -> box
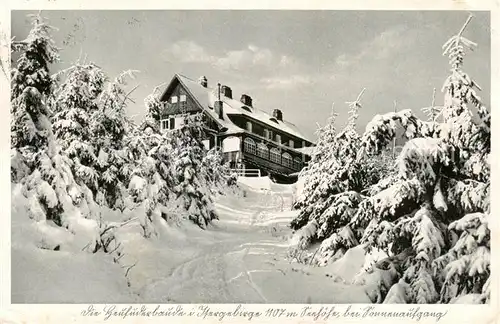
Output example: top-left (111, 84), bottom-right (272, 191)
top-left (240, 94), bottom-right (253, 107)
top-left (198, 76), bottom-right (208, 88)
top-left (214, 101), bottom-right (224, 120)
top-left (272, 109), bottom-right (283, 121)
top-left (221, 85), bottom-right (232, 99)
top-left (214, 83), bottom-right (223, 119)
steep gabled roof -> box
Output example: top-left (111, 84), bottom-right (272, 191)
top-left (159, 74), bottom-right (241, 135)
top-left (161, 74), bottom-right (314, 144)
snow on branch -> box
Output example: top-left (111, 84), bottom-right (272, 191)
top-left (442, 14), bottom-right (477, 69)
top-left (446, 179), bottom-right (489, 214)
top-left (290, 219), bottom-right (319, 250)
top-left (361, 219), bottom-right (395, 252)
top-left (100, 70), bottom-right (140, 111)
top-left (397, 138), bottom-right (456, 187)
top-left (421, 88), bottom-right (443, 122)
top-left (315, 225), bottom-right (359, 266)
top-left (316, 191), bottom-right (365, 239)
top-left (411, 207), bottom-right (446, 262)
top-left (345, 88), bottom-right (365, 129)
top-left (359, 109), bottom-right (440, 157)
top-left (449, 212), bottom-right (488, 238)
top-left (353, 178), bottom-right (425, 225)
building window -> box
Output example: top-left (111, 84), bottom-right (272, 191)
top-left (171, 96), bottom-right (178, 103)
top-left (268, 130), bottom-right (273, 140)
top-left (160, 119), bottom-right (169, 131)
top-left (256, 143), bottom-right (269, 159)
top-left (244, 137), bottom-right (256, 155)
top-left (169, 118), bottom-right (175, 129)
top-left (270, 148), bottom-right (280, 164)
top-left (246, 121), bottom-right (252, 132)
top-left (282, 153), bottom-right (292, 168)
top-left (275, 134), bottom-right (281, 144)
top-left (180, 94), bottom-right (187, 102)
top-left (294, 157), bottom-right (302, 170)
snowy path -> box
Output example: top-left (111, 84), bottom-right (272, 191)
top-left (131, 182), bottom-right (370, 303)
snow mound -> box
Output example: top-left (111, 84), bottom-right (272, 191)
top-left (325, 245), bottom-right (366, 282)
top-left (238, 176), bottom-right (272, 190)
top-left (11, 246), bottom-right (137, 303)
top-left (450, 293), bottom-right (483, 304)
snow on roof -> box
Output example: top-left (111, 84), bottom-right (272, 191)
top-left (176, 74), bottom-right (314, 143)
top-left (175, 75), bottom-right (242, 135)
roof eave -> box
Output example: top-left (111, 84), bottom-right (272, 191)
top-left (225, 112), bottom-right (314, 145)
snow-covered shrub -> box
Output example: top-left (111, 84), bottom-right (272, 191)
top-left (290, 219), bottom-right (319, 251)
top-left (125, 121), bottom-right (175, 237)
top-left (202, 146), bottom-right (238, 196)
top-left (169, 115), bottom-right (218, 228)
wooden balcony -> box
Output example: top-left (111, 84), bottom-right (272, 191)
top-left (241, 152), bottom-right (299, 176)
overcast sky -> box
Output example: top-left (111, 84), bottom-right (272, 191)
top-left (12, 10), bottom-right (491, 140)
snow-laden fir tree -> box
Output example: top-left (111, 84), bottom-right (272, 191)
top-left (345, 15), bottom-right (489, 304)
top-left (291, 105), bottom-right (341, 234)
top-left (290, 90), bottom-right (394, 259)
top-left (52, 62), bottom-right (106, 195)
top-left (11, 13), bottom-right (59, 178)
top-left (90, 70), bottom-right (138, 210)
top-left (11, 14), bottom-right (100, 244)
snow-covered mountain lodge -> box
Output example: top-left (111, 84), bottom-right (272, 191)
top-left (158, 74), bottom-right (315, 182)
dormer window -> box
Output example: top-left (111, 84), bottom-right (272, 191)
top-left (180, 94), bottom-right (187, 102)
top-left (171, 96), bottom-right (178, 103)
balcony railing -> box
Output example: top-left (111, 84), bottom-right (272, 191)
top-left (230, 169), bottom-right (262, 177)
top-left (242, 152), bottom-right (299, 175)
